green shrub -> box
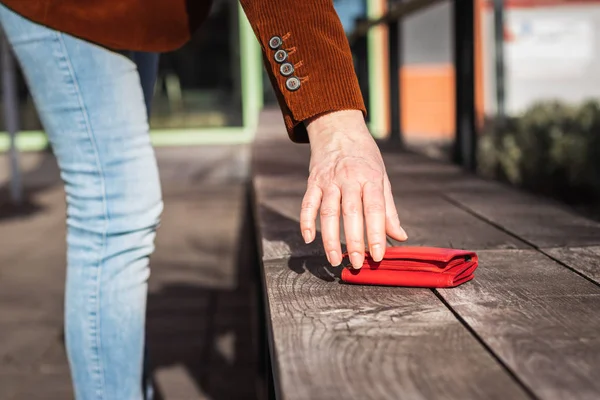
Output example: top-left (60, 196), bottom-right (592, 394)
top-left (478, 100), bottom-right (600, 202)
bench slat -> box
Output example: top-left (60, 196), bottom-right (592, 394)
top-left (544, 246), bottom-right (600, 288)
top-left (383, 152), bottom-right (600, 398)
top-left (263, 257), bottom-right (530, 400)
top-left (445, 188), bottom-right (600, 248)
top-left (437, 249), bottom-right (600, 400)
top-left (252, 110), bottom-right (600, 399)
top-left (391, 192), bottom-right (526, 250)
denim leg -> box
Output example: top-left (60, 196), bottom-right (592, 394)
top-left (132, 51), bottom-right (159, 115)
top-left (0, 5), bottom-right (163, 400)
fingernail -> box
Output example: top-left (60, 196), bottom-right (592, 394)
top-left (371, 244), bottom-right (384, 262)
top-left (399, 226), bottom-right (408, 240)
top-left (302, 230), bottom-right (312, 243)
top-left (350, 252), bottom-right (363, 269)
top-left (328, 250), bottom-right (341, 266)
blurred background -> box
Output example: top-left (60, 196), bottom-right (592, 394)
top-left (3, 0), bottom-right (599, 216)
top-left (1, 0), bottom-right (599, 398)
top-left (346, 0), bottom-right (600, 219)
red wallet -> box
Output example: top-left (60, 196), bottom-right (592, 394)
top-left (341, 247), bottom-right (478, 288)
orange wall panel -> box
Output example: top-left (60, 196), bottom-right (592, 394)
top-left (400, 65), bottom-right (455, 139)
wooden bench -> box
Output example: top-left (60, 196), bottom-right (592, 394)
top-left (250, 109), bottom-right (600, 400)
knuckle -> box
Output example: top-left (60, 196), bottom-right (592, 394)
top-left (307, 175), bottom-right (319, 186)
top-left (300, 219), bottom-right (314, 228)
top-left (386, 211), bottom-right (399, 220)
top-left (341, 168), bottom-right (358, 181)
top-left (368, 230), bottom-right (384, 239)
top-left (301, 200), bottom-right (318, 212)
top-left (320, 207), bottom-right (339, 218)
top-left (368, 239), bottom-right (384, 248)
top-left (342, 202), bottom-right (360, 216)
top-left (322, 184), bottom-right (340, 194)
top-left (365, 203), bottom-right (385, 214)
top-left (370, 171), bottom-right (384, 182)
top-left (324, 240), bottom-right (339, 251)
top-left (347, 237), bottom-right (364, 247)
top-left (334, 162), bottom-right (353, 176)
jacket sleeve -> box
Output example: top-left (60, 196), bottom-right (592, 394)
top-left (239, 0), bottom-right (367, 143)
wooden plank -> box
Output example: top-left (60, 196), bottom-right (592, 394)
top-left (157, 145), bottom-right (249, 187)
top-left (154, 365), bottom-right (210, 400)
top-left (445, 186), bottom-right (600, 248)
top-left (380, 151), bottom-right (525, 250)
top-left (0, 146), bottom-right (257, 398)
top-left (381, 151), bottom-right (478, 193)
top-left (544, 246), bottom-right (600, 286)
top-left (0, 372), bottom-right (74, 400)
top-left (391, 192), bottom-right (526, 250)
top-left (152, 184), bottom-right (246, 290)
top-left (437, 249), bottom-right (600, 400)
top-left (261, 257), bottom-right (529, 400)
top-left (252, 142), bottom-right (310, 180)
top-left (383, 151), bottom-right (600, 398)
top-left (254, 194), bottom-right (327, 261)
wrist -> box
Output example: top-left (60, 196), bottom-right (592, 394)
top-left (305, 109), bottom-right (366, 141)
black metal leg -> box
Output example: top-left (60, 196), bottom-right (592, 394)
top-left (453, 0), bottom-right (477, 170)
top-left (493, 0), bottom-right (506, 123)
top-left (352, 18), bottom-right (371, 125)
top-left (388, 20), bottom-right (402, 145)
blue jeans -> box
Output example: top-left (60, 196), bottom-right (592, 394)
top-left (0, 5), bottom-right (162, 399)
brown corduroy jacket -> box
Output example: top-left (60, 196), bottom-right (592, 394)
top-left (0, 0), bottom-right (366, 142)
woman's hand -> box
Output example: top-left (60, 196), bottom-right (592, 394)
top-left (301, 110), bottom-right (408, 270)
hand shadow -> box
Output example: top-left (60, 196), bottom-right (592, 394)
top-left (256, 202), bottom-right (345, 283)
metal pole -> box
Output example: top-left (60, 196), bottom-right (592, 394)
top-left (388, 19), bottom-right (403, 145)
top-left (453, 0), bottom-right (477, 171)
top-left (352, 18), bottom-right (371, 125)
top-left (1, 34), bottom-right (22, 205)
top-left (493, 0), bottom-right (505, 122)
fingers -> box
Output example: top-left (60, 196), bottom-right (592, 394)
top-left (362, 180), bottom-right (387, 262)
top-left (300, 185), bottom-right (322, 244)
top-left (341, 183), bottom-right (365, 269)
top-left (302, 159), bottom-right (406, 269)
top-left (320, 186), bottom-right (342, 266)
top-left (384, 175), bottom-right (408, 242)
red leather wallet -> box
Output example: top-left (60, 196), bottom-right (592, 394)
top-left (341, 247), bottom-right (478, 288)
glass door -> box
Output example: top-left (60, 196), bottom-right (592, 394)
top-left (152, 0), bottom-right (244, 130)
top-left (0, 0), bottom-right (263, 151)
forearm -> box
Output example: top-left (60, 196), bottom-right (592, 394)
top-left (239, 0), bottom-right (366, 142)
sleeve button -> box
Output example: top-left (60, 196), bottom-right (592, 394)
top-left (280, 63), bottom-right (295, 77)
top-left (285, 76), bottom-right (301, 91)
top-left (268, 36), bottom-right (282, 49)
top-left (274, 49), bottom-right (288, 63)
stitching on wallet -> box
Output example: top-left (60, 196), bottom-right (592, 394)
top-left (286, 47), bottom-right (297, 56)
top-left (282, 32), bottom-right (291, 41)
top-left (299, 75), bottom-right (309, 82)
top-left (294, 60), bottom-right (304, 69)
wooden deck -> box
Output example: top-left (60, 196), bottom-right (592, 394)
top-left (252, 110), bottom-right (600, 400)
top-left (0, 146), bottom-right (260, 400)
top-left (2, 109), bottom-right (600, 400)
